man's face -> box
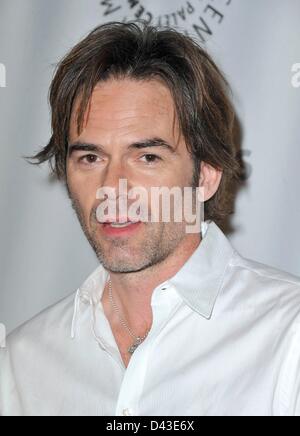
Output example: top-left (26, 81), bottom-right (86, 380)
top-left (67, 78), bottom-right (199, 273)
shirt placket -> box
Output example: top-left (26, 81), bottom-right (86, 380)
top-left (115, 283), bottom-right (183, 417)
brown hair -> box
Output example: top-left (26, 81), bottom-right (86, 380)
top-left (29, 21), bottom-right (242, 225)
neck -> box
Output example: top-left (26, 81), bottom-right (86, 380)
top-left (101, 233), bottom-right (201, 332)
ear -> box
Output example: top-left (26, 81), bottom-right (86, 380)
top-left (199, 162), bottom-right (223, 201)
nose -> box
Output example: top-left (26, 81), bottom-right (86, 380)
top-left (102, 158), bottom-right (124, 185)
top-left (100, 158), bottom-right (129, 200)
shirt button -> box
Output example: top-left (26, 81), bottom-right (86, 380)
top-left (123, 408), bottom-right (134, 416)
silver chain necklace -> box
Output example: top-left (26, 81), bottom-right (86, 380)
top-left (108, 279), bottom-right (150, 355)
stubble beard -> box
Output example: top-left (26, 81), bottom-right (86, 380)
top-left (67, 165), bottom-right (200, 274)
top-left (69, 198), bottom-right (187, 273)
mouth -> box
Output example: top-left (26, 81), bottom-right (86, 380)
top-left (100, 220), bottom-right (142, 237)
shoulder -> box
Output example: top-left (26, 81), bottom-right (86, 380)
top-left (0, 292), bottom-right (78, 416)
top-left (231, 252), bottom-right (300, 286)
top-left (4, 292), bottom-right (77, 359)
top-left (228, 251), bottom-right (300, 306)
top-left (222, 251), bottom-right (300, 336)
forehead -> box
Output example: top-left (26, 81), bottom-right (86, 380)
top-left (69, 78), bottom-right (181, 145)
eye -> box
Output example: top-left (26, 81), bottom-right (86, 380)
top-left (79, 154), bottom-right (99, 164)
top-left (141, 154), bottom-right (162, 164)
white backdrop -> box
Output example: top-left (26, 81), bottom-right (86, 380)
top-left (0, 0), bottom-right (300, 334)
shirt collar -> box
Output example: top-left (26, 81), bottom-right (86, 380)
top-left (73, 220), bottom-right (236, 336)
top-left (168, 221), bottom-right (236, 319)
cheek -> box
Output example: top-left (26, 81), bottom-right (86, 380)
top-left (158, 170), bottom-right (190, 189)
top-left (67, 172), bottom-right (99, 217)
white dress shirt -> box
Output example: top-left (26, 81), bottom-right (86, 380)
top-left (1, 221), bottom-right (300, 416)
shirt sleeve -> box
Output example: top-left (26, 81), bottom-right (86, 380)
top-left (277, 320), bottom-right (300, 416)
top-left (0, 346), bottom-right (23, 416)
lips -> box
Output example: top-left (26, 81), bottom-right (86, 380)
top-left (101, 218), bottom-right (140, 225)
top-left (105, 222), bottom-right (136, 228)
top-left (100, 220), bottom-right (142, 237)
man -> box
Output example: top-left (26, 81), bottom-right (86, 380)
top-left (0, 22), bottom-right (300, 417)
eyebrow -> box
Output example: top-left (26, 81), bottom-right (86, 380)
top-left (68, 137), bottom-right (177, 156)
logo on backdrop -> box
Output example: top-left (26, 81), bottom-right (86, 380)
top-left (98, 1), bottom-right (252, 182)
top-left (291, 63), bottom-right (300, 89)
top-left (0, 323), bottom-right (6, 349)
top-left (0, 63), bottom-right (6, 88)
top-left (99, 0), bottom-right (232, 42)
